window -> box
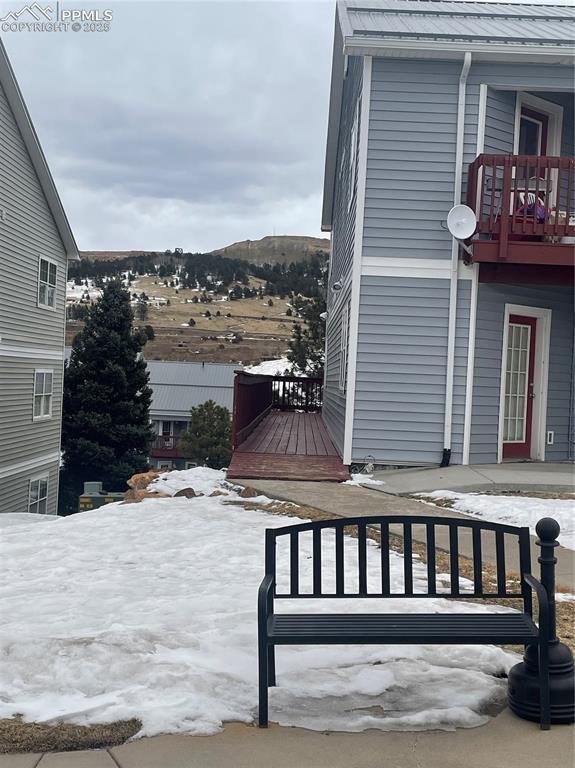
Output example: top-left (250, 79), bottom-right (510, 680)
top-left (339, 299), bottom-right (351, 392)
top-left (28, 476), bottom-right (48, 514)
top-left (33, 370), bottom-right (53, 419)
top-left (38, 257), bottom-right (57, 308)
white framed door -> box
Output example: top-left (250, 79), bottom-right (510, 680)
top-left (498, 304), bottom-right (551, 463)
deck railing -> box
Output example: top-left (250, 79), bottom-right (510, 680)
top-left (467, 154), bottom-right (575, 259)
top-left (150, 435), bottom-right (184, 456)
top-left (232, 371), bottom-right (323, 449)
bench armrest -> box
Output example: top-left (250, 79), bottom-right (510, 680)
top-left (258, 574), bottom-right (275, 622)
top-left (523, 573), bottom-right (549, 640)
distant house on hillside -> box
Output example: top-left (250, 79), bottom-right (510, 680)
top-left (0, 40), bottom-right (79, 515)
top-left (147, 361), bottom-right (237, 470)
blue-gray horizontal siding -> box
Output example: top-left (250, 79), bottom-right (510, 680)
top-left (469, 283), bottom-right (574, 464)
top-left (323, 287), bottom-right (350, 456)
top-left (352, 276), bottom-right (459, 465)
top-left (329, 56), bottom-right (362, 290)
top-left (451, 280), bottom-right (471, 465)
top-left (364, 58), bottom-right (458, 261)
top-left (0, 459), bottom-right (59, 515)
top-left (464, 61), bottom-right (575, 169)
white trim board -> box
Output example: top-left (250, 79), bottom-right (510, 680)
top-left (361, 257), bottom-right (474, 280)
top-left (343, 55), bottom-right (371, 466)
top-left (0, 452), bottom-right (60, 481)
top-left (497, 304), bottom-right (552, 464)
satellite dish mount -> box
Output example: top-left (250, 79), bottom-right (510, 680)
top-left (447, 204), bottom-right (477, 257)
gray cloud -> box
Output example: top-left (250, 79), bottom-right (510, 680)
top-left (3, 1), bottom-right (334, 250)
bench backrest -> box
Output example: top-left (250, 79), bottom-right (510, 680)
top-left (265, 515), bottom-right (532, 604)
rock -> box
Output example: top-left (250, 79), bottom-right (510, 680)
top-left (127, 470), bottom-right (162, 490)
top-left (209, 489), bottom-right (229, 497)
top-left (239, 486), bottom-right (259, 498)
top-left (174, 488), bottom-right (198, 498)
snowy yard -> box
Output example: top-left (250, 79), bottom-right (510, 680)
top-left (0, 469), bottom-right (519, 738)
top-left (420, 491), bottom-right (575, 551)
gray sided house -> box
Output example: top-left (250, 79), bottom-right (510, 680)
top-left (322, 1), bottom-right (574, 467)
top-left (0, 40), bottom-right (79, 514)
top-left (148, 360), bottom-right (237, 470)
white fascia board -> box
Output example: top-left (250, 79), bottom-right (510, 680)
top-left (0, 40), bottom-right (79, 260)
top-left (344, 37), bottom-right (575, 66)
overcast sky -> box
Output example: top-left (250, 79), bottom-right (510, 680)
top-left (2, 0), bottom-right (567, 253)
top-left (3, 1), bottom-right (334, 252)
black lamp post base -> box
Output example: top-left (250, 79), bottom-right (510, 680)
top-left (508, 642), bottom-right (575, 725)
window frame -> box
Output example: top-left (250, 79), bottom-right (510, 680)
top-left (33, 368), bottom-right (54, 421)
top-left (28, 474), bottom-right (49, 515)
top-left (37, 256), bottom-right (58, 310)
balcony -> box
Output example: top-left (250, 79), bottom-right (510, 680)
top-left (467, 155), bottom-right (575, 267)
top-left (227, 372), bottom-right (348, 482)
top-left (150, 435), bottom-right (184, 458)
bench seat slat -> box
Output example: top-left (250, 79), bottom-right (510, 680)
top-left (268, 613), bottom-right (539, 645)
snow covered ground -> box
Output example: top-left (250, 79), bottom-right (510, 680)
top-left (0, 468), bottom-right (518, 737)
top-left (345, 473), bottom-right (386, 487)
top-left (245, 356), bottom-right (291, 376)
top-left (66, 280), bottom-right (102, 301)
top-left (421, 491), bottom-right (575, 551)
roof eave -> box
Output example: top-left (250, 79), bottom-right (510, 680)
top-left (344, 36), bottom-right (575, 65)
top-left (0, 39), bottom-right (80, 260)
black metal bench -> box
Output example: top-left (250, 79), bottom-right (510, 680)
top-left (258, 515), bottom-right (565, 730)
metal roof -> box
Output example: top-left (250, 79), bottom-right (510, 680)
top-left (147, 361), bottom-right (238, 419)
top-left (0, 39), bottom-right (79, 260)
top-left (339, 1), bottom-right (575, 47)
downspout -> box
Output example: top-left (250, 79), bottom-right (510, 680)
top-left (441, 51), bottom-right (472, 468)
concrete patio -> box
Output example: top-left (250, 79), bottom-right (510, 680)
top-left (368, 461), bottom-right (575, 496)
top-left (2, 711), bottom-right (573, 768)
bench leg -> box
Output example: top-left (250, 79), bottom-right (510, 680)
top-left (258, 639), bottom-right (269, 727)
top-left (268, 645), bottom-right (276, 687)
top-left (539, 642), bottom-right (550, 730)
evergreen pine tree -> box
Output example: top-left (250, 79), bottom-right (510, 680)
top-left (287, 296), bottom-right (326, 377)
top-left (59, 281), bottom-right (153, 514)
top-left (180, 400), bottom-right (232, 469)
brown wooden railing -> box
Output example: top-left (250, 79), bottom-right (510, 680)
top-left (232, 371), bottom-right (323, 449)
top-left (150, 435), bottom-right (184, 456)
top-left (467, 155), bottom-right (575, 259)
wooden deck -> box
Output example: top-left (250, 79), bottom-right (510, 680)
top-left (227, 411), bottom-right (349, 482)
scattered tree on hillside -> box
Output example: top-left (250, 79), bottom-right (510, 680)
top-left (136, 297), bottom-right (148, 321)
top-left (188, 318), bottom-right (196, 327)
top-left (143, 324), bottom-right (155, 341)
top-left (59, 282), bottom-right (153, 514)
top-left (180, 400), bottom-right (232, 469)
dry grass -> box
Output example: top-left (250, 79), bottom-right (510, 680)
top-left (0, 716), bottom-right (141, 754)
top-left (236, 499), bottom-right (575, 654)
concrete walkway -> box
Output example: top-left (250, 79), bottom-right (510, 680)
top-left (2, 712), bottom-right (573, 768)
top-left (249, 480), bottom-right (575, 589)
top-left (369, 461), bottom-right (575, 495)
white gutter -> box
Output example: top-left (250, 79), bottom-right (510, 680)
top-left (442, 51), bottom-right (472, 467)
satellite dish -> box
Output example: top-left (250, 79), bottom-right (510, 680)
top-left (447, 205), bottom-right (477, 241)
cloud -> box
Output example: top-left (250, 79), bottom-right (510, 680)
top-left (3, 0), bottom-right (334, 250)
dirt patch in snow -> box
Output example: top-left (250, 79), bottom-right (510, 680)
top-left (0, 716), bottom-right (140, 754)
